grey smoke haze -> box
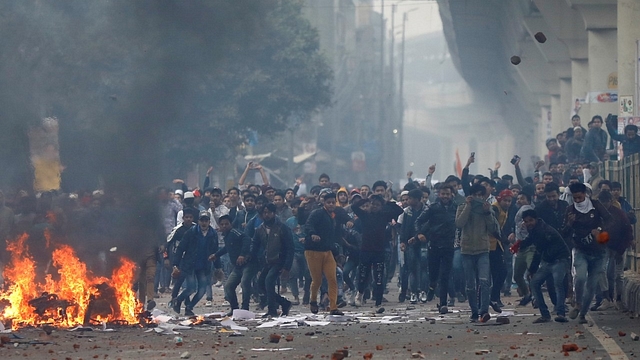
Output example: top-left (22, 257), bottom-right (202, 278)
top-left (0, 0), bottom-right (268, 262)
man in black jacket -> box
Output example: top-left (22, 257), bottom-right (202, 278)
top-left (535, 183), bottom-right (568, 231)
top-left (211, 215), bottom-right (254, 316)
top-left (171, 211), bottom-right (220, 316)
top-left (304, 192), bottom-right (344, 315)
top-left (606, 116), bottom-right (640, 158)
top-left (399, 188), bottom-right (425, 304)
top-left (513, 210), bottom-right (570, 323)
top-left (167, 208), bottom-right (198, 310)
top-left (250, 203), bottom-right (294, 318)
top-left (352, 194), bottom-right (403, 311)
top-left (415, 185), bottom-right (458, 313)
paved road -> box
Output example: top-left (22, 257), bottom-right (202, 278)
top-left (1, 283), bottom-right (639, 359)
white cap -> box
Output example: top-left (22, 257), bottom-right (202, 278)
top-left (184, 191), bottom-right (194, 199)
top-left (175, 189), bottom-right (184, 196)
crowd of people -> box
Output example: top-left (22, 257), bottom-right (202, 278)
top-left (0, 113), bottom-right (637, 325)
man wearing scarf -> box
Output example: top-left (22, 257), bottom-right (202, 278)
top-left (562, 183), bottom-right (612, 324)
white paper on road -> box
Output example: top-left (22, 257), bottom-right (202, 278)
top-left (179, 319), bottom-right (193, 326)
top-left (150, 308), bottom-right (165, 317)
top-left (153, 322), bottom-right (193, 335)
top-left (278, 323), bottom-right (299, 329)
top-left (153, 315), bottom-right (174, 323)
top-left (232, 309), bottom-right (255, 320)
top-left (220, 318), bottom-right (249, 331)
top-left (251, 348), bottom-right (293, 351)
top-left (303, 320), bottom-right (331, 326)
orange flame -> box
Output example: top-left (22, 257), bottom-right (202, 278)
top-left (1, 234), bottom-right (141, 329)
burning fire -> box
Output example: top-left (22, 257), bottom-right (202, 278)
top-left (0, 233), bottom-right (141, 329)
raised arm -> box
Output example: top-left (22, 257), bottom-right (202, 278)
top-left (238, 162), bottom-right (252, 186)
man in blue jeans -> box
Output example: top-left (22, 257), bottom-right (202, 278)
top-left (513, 209), bottom-right (570, 323)
top-left (455, 183), bottom-right (498, 323)
top-left (171, 211), bottom-right (220, 316)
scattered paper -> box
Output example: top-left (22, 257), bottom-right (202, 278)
top-left (68, 326), bottom-right (93, 332)
top-left (153, 315), bottom-right (174, 324)
top-left (251, 348), bottom-right (293, 351)
top-left (303, 321), bottom-right (331, 326)
top-left (100, 321), bottom-right (115, 332)
top-left (232, 309), bottom-right (255, 320)
top-left (221, 318), bottom-right (248, 331)
top-left (279, 323), bottom-right (298, 329)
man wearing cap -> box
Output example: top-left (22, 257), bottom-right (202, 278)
top-left (250, 203), bottom-right (295, 317)
top-left (176, 191), bottom-right (199, 226)
top-left (171, 210), bottom-right (220, 316)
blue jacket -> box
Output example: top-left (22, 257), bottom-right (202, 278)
top-left (173, 224), bottom-right (219, 275)
top-left (214, 228), bottom-right (251, 265)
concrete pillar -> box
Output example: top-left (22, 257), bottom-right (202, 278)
top-left (550, 95), bottom-right (562, 142)
top-left (587, 29), bottom-right (618, 120)
top-left (618, 0), bottom-right (640, 115)
top-left (572, 59), bottom-right (591, 126)
top-left (559, 78), bottom-right (573, 135)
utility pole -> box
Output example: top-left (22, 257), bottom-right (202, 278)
top-left (379, 0), bottom-right (386, 180)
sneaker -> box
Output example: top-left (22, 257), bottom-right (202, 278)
top-left (398, 292), bottom-right (406, 303)
top-left (447, 298), bottom-right (455, 307)
top-left (458, 292), bottom-right (467, 303)
top-left (146, 300), bottom-right (156, 311)
top-left (410, 293), bottom-right (418, 304)
top-left (480, 312), bottom-right (491, 323)
top-left (597, 299), bottom-right (613, 311)
top-left (469, 314), bottom-right (478, 323)
top-left (554, 315), bottom-right (568, 323)
top-left (518, 295), bottom-right (532, 307)
top-left (337, 299), bottom-right (348, 308)
top-left (578, 316), bottom-right (588, 324)
top-left (490, 301), bottom-right (503, 313)
top-left (533, 316), bottom-right (551, 323)
top-left (349, 292), bottom-right (356, 306)
top-left (426, 288), bottom-right (435, 302)
top-left (330, 309), bottom-right (344, 316)
top-left (184, 308), bottom-right (195, 316)
top-left (568, 307), bottom-right (580, 319)
top-left (222, 300), bottom-right (230, 306)
top-left (261, 312), bottom-right (277, 319)
top-left (281, 300), bottom-right (292, 317)
top-left (419, 291), bottom-right (428, 303)
top-left (355, 293), bottom-right (364, 307)
top-left (590, 300), bottom-right (602, 312)
top-left (439, 305), bottom-right (448, 314)
top-left (309, 301), bottom-right (319, 314)
top-left (205, 301), bottom-right (213, 307)
top-left (172, 302), bottom-right (181, 314)
top-left (376, 307), bottom-right (385, 314)
top-left (214, 281), bottom-right (223, 288)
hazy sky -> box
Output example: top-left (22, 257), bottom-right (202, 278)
top-left (374, 0), bottom-right (443, 38)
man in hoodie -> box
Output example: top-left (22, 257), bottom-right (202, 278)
top-left (352, 194), bottom-right (404, 312)
top-left (416, 185), bottom-right (458, 313)
top-left (304, 192), bottom-right (344, 315)
top-left (563, 183), bottom-right (612, 324)
top-left (233, 193), bottom-right (258, 231)
top-left (171, 210), bottom-right (220, 316)
top-left (456, 183), bottom-right (499, 323)
top-left (337, 187), bottom-right (350, 208)
top-left (250, 203), bottom-right (294, 318)
top-left (398, 188), bottom-right (426, 304)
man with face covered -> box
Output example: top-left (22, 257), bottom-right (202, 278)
top-left (456, 183), bottom-right (499, 323)
top-left (563, 183), bottom-right (612, 323)
top-left (415, 185), bottom-right (458, 313)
